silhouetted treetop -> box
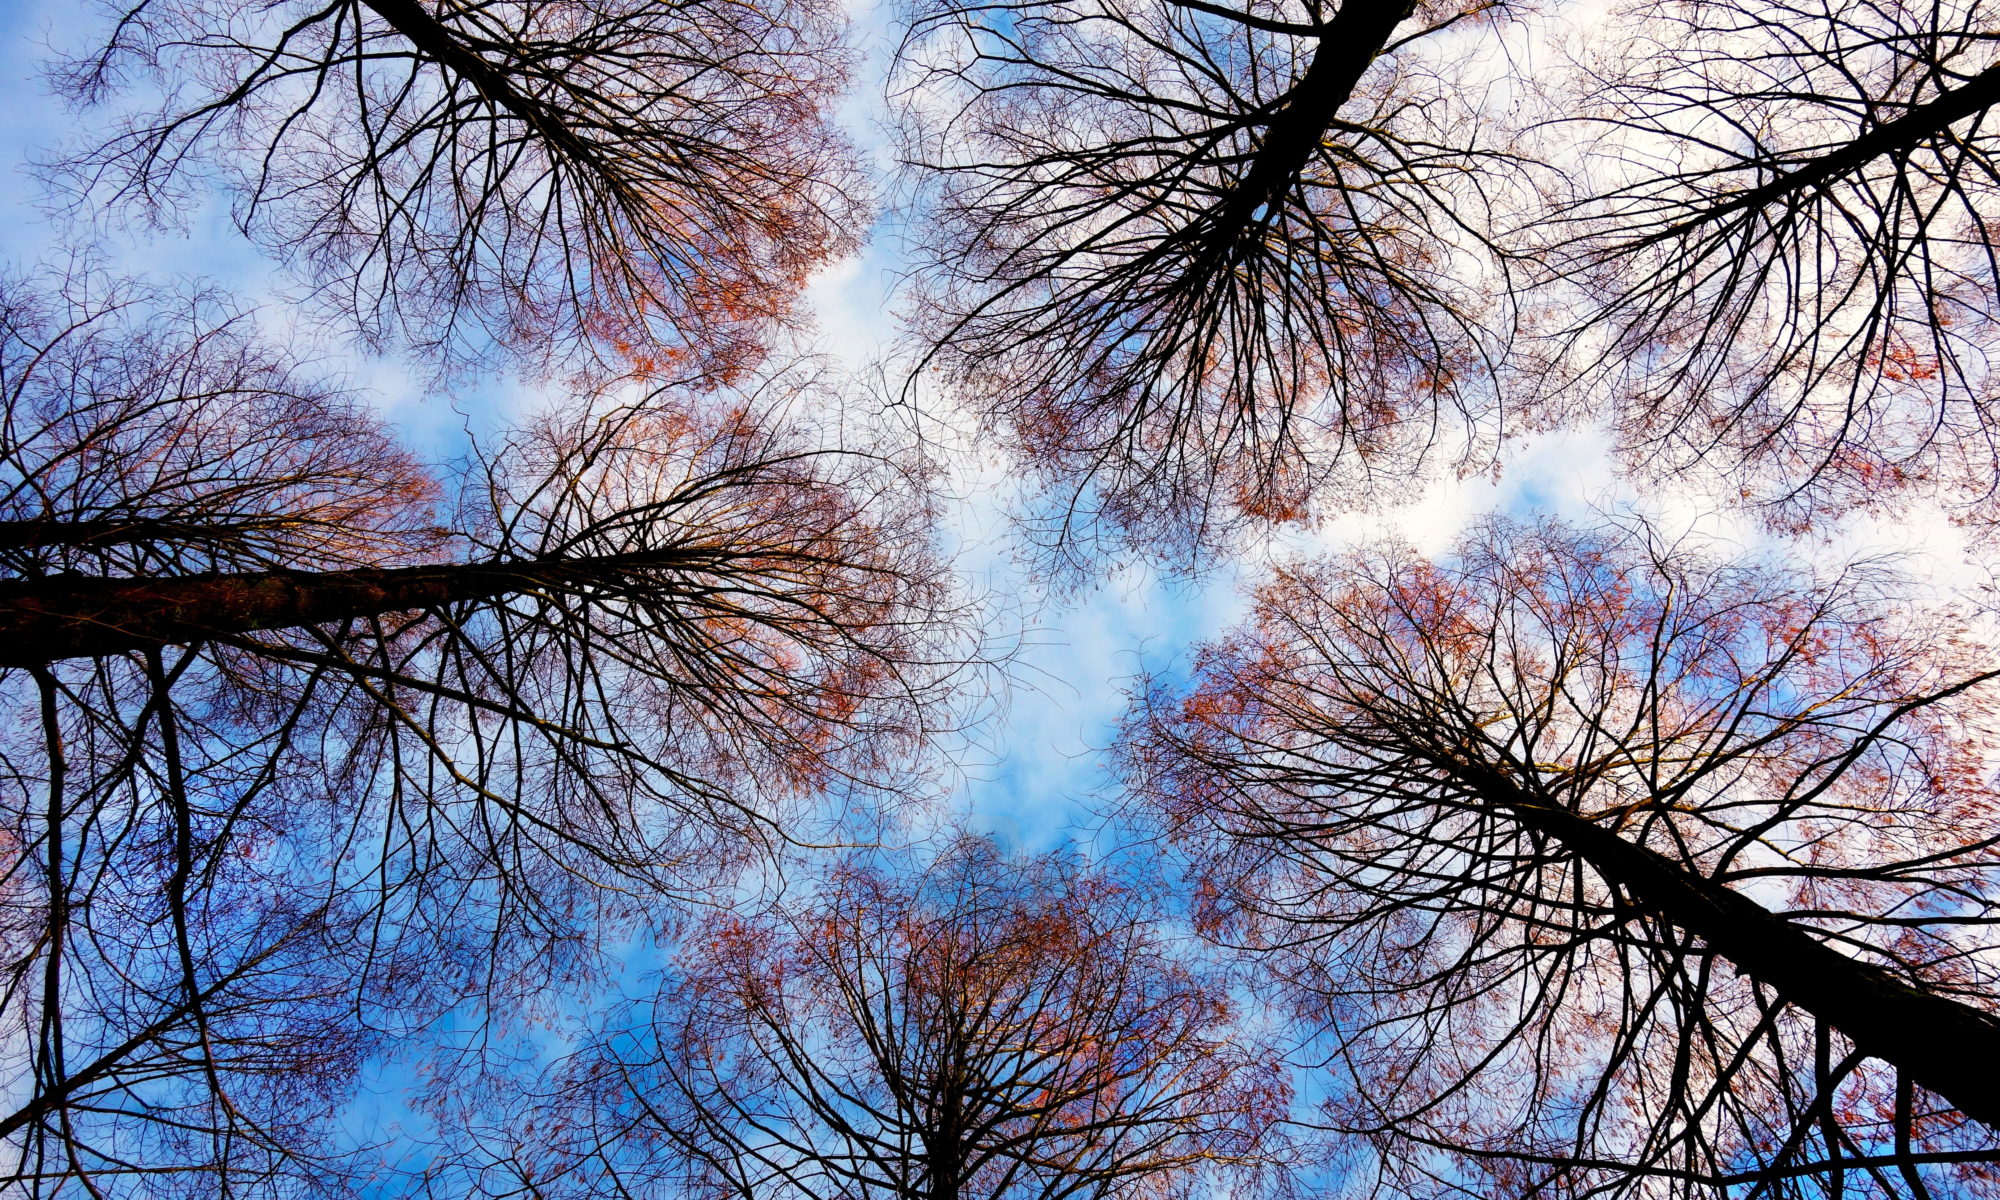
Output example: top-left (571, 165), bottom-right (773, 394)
top-left (0, 273), bottom-right (975, 1193)
top-left (895, 0), bottom-right (1521, 564)
top-left (439, 836), bottom-right (1290, 1200)
top-left (52, 0), bottom-right (866, 377)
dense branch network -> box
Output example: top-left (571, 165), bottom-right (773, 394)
top-left (1542, 0), bottom-right (2000, 527)
top-left (1126, 518), bottom-right (2000, 1196)
top-left (895, 0), bottom-right (1518, 561)
top-left (9, 0), bottom-right (2000, 1196)
top-left (52, 0), bottom-right (865, 375)
top-left (0, 271), bottom-right (971, 1196)
top-left (431, 837), bottom-right (1287, 1200)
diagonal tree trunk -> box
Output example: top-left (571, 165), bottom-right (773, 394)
top-left (1449, 757), bottom-right (2000, 1129)
top-left (1634, 60), bottom-right (2000, 245)
top-left (355, 0), bottom-right (611, 172)
top-left (352, 0), bottom-right (720, 228)
top-left (1196, 0), bottom-right (1417, 252)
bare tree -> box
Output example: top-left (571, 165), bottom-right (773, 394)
top-left (1126, 517), bottom-right (2000, 1197)
top-left (0, 267), bottom-right (444, 578)
top-left (50, 0), bottom-right (866, 377)
top-left (434, 835), bottom-right (1289, 1200)
top-left (1539, 0), bottom-right (2000, 529)
top-left (0, 270), bottom-right (973, 1196)
top-left (0, 269), bottom-right (452, 1196)
top-left (893, 0), bottom-right (1520, 563)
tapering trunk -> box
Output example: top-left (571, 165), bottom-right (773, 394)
top-left (0, 550), bottom-right (715, 666)
top-left (357, 0), bottom-right (608, 173)
top-left (1461, 763), bottom-right (2000, 1127)
top-left (924, 1080), bottom-right (966, 1200)
top-left (1199, 0), bottom-right (1416, 250)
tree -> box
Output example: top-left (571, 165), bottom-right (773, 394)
top-left (1125, 518), bottom-right (2000, 1196)
top-left (0, 269), bottom-right (971, 1195)
top-left (449, 836), bottom-right (1289, 1200)
top-left (0, 267), bottom-right (444, 578)
top-left (22, 0), bottom-right (2000, 1194)
top-left (1539, 0), bottom-right (2000, 528)
top-left (0, 269), bottom-right (450, 1195)
top-left (51, 0), bottom-right (865, 377)
top-left (893, 0), bottom-right (1516, 560)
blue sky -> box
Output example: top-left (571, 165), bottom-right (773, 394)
top-left (5, 1), bottom-right (1990, 1189)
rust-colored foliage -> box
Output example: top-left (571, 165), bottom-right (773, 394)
top-left (19, 0), bottom-right (2000, 1193)
top-left (484, 836), bottom-right (1290, 1200)
top-left (51, 0), bottom-right (866, 378)
top-left (1125, 517), bottom-right (2000, 1196)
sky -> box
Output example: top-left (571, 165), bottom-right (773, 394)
top-left (2, 0), bottom-right (1992, 1185)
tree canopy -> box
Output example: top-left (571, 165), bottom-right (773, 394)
top-left (5, 0), bottom-right (2000, 1196)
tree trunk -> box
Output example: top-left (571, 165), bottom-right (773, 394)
top-left (356, 0), bottom-right (614, 178)
top-left (1198, 0), bottom-right (1416, 250)
top-left (1457, 762), bottom-right (2000, 1128)
top-left (0, 550), bottom-right (719, 666)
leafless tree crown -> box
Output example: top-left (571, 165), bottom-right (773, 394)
top-left (893, 0), bottom-right (1521, 560)
top-left (10, 0), bottom-right (2000, 1195)
top-left (0, 268), bottom-right (976, 1195)
top-left (1538, 0), bottom-right (2000, 527)
top-left (435, 836), bottom-right (1290, 1200)
top-left (51, 0), bottom-right (866, 377)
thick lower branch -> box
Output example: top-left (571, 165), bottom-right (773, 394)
top-left (356, 0), bottom-right (607, 172)
top-left (1200, 0), bottom-right (1417, 248)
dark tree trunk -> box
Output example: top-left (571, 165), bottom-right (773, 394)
top-left (1457, 762), bottom-right (2000, 1128)
top-left (356, 0), bottom-right (610, 173)
top-left (0, 550), bottom-right (719, 666)
top-left (1199, 0), bottom-right (1417, 250)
